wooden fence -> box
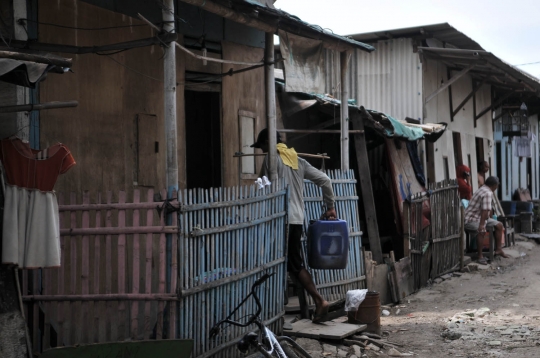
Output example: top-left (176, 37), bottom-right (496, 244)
top-left (176, 181), bottom-right (288, 358)
top-left (302, 170), bottom-right (366, 305)
top-left (403, 180), bottom-right (461, 290)
top-left (22, 188), bottom-right (178, 353)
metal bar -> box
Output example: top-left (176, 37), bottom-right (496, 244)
top-left (0, 101), bottom-right (78, 113)
top-left (425, 63), bottom-right (476, 104)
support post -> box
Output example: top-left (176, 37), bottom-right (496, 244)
top-left (162, 0), bottom-right (177, 337)
top-left (265, 32), bottom-right (277, 181)
top-left (340, 51), bottom-right (350, 170)
top-left (352, 109), bottom-right (383, 264)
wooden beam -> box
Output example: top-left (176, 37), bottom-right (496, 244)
top-left (0, 50), bottom-right (71, 67)
top-left (475, 91), bottom-right (515, 121)
top-left (0, 100), bottom-right (78, 113)
top-left (352, 108), bottom-right (383, 264)
top-left (425, 63), bottom-right (476, 104)
top-left (452, 77), bottom-right (489, 117)
top-left (0, 33), bottom-right (177, 57)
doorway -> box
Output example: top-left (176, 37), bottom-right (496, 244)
top-left (185, 91), bottom-right (222, 189)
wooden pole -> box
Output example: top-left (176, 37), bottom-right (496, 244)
top-left (278, 129), bottom-right (364, 134)
top-left (265, 32), bottom-right (278, 182)
top-left (352, 109), bottom-right (383, 264)
top-left (340, 51), bottom-right (350, 170)
top-left (234, 153), bottom-right (330, 159)
top-left (162, 1), bottom-right (178, 195)
top-left (0, 101), bottom-right (78, 113)
top-left (0, 50), bottom-right (72, 68)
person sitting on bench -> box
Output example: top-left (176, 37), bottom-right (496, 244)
top-left (464, 176), bottom-right (509, 264)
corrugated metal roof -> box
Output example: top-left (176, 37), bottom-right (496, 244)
top-left (348, 23), bottom-right (484, 51)
top-left (418, 47), bottom-right (540, 93)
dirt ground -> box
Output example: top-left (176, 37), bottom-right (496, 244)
top-left (374, 235), bottom-right (540, 357)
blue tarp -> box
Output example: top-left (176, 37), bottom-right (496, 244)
top-left (385, 115), bottom-right (425, 141)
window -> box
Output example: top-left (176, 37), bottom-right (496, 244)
top-left (239, 110), bottom-right (257, 178)
top-left (443, 156), bottom-right (449, 180)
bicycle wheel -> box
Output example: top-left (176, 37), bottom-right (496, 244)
top-left (279, 340), bottom-right (312, 358)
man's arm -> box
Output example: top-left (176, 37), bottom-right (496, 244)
top-left (478, 209), bottom-right (490, 233)
top-left (302, 160), bottom-right (336, 219)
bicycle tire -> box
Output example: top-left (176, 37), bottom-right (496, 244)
top-left (279, 342), bottom-right (302, 358)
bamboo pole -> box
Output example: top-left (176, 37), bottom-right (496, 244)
top-left (233, 153), bottom-right (330, 159)
top-left (340, 51), bottom-right (350, 170)
top-left (277, 129), bottom-right (364, 134)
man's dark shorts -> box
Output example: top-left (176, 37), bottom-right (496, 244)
top-left (288, 224), bottom-right (305, 276)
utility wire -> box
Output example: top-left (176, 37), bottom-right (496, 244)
top-left (18, 18), bottom-right (150, 31)
top-left (514, 60), bottom-right (540, 67)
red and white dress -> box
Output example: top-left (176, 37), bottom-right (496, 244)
top-left (0, 137), bottom-right (75, 268)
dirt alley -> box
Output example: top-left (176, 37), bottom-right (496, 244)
top-left (377, 235), bottom-right (540, 357)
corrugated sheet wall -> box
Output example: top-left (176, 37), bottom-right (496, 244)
top-left (325, 38), bottom-right (423, 121)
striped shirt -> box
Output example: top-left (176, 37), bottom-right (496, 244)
top-left (464, 185), bottom-right (493, 224)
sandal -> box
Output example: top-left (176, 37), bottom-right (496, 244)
top-left (477, 257), bottom-right (488, 265)
top-left (312, 304), bottom-right (330, 324)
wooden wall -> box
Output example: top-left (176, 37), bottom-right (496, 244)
top-left (221, 41), bottom-right (266, 187)
top-left (38, 0), bottom-right (187, 193)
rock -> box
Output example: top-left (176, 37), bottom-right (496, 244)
top-left (452, 272), bottom-right (463, 277)
top-left (487, 341), bottom-right (501, 346)
top-left (495, 326), bottom-right (508, 330)
top-left (351, 356), bottom-right (359, 358)
top-left (366, 343), bottom-right (380, 351)
top-left (388, 347), bottom-right (403, 356)
top-left (337, 348), bottom-right (348, 357)
top-left (461, 266), bottom-right (471, 273)
top-left (395, 309), bottom-right (401, 315)
top-left (477, 307), bottom-right (490, 317)
top-left (477, 264), bottom-right (491, 270)
top-left (440, 274), bottom-right (453, 280)
top-left (322, 343), bottom-right (337, 354)
top-left (296, 338), bottom-right (321, 352)
top-left (502, 249), bottom-right (522, 258)
top-left (382, 310), bottom-right (390, 316)
top-left (500, 329), bottom-right (513, 335)
top-left (441, 330), bottom-right (462, 340)
top-left (352, 345), bottom-right (362, 357)
top-left (434, 278), bottom-right (444, 284)
top-left (515, 241), bottom-right (536, 250)
top-left (467, 263), bottom-right (479, 271)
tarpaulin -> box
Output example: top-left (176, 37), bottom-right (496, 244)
top-left (278, 30), bottom-right (326, 94)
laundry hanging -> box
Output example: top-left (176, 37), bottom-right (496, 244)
top-left (0, 137), bottom-right (75, 268)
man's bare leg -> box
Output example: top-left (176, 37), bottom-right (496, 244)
top-left (494, 223), bottom-right (509, 258)
top-left (477, 233), bottom-right (485, 260)
top-left (297, 268), bottom-right (329, 320)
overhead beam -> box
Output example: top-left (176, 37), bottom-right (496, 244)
top-left (425, 63), bottom-right (476, 104)
top-left (475, 91), bottom-right (515, 120)
top-left (0, 49), bottom-right (71, 67)
top-left (0, 100), bottom-right (78, 113)
top-left (452, 77), bottom-right (489, 117)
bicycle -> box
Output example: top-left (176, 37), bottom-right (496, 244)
top-left (209, 272), bottom-right (312, 358)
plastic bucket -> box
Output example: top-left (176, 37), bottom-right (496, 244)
top-left (347, 291), bottom-right (381, 335)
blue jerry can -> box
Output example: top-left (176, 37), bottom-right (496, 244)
top-left (307, 219), bottom-right (349, 270)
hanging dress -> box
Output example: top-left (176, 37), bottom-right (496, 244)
top-left (0, 137), bottom-right (75, 268)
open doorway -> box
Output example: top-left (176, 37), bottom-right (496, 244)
top-left (185, 91), bottom-right (222, 189)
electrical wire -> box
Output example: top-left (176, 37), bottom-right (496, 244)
top-left (18, 18), bottom-right (150, 31)
top-left (514, 60), bottom-right (540, 67)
